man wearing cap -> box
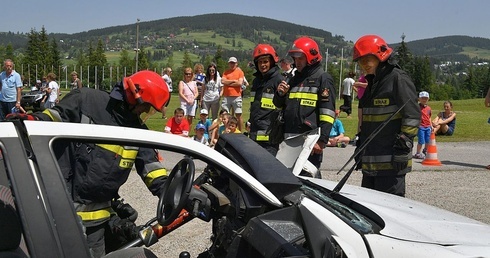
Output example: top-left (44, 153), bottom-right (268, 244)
top-left (221, 57), bottom-right (245, 131)
top-left (197, 108), bottom-right (212, 141)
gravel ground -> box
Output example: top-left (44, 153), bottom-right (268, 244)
top-left (119, 141), bottom-right (490, 257)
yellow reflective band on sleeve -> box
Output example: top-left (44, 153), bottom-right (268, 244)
top-left (144, 168), bottom-right (168, 186)
top-left (256, 135), bottom-right (269, 141)
top-left (97, 144), bottom-right (139, 159)
top-left (97, 144), bottom-right (138, 169)
top-left (260, 98), bottom-right (275, 109)
top-left (363, 112), bottom-right (402, 122)
top-left (250, 96), bottom-right (255, 102)
top-left (289, 92), bottom-right (318, 101)
top-left (401, 126), bottom-right (418, 136)
top-left (77, 208), bottom-right (112, 221)
top-left (319, 115), bottom-right (335, 124)
top-left (42, 109), bottom-right (62, 122)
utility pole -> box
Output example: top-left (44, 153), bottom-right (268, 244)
top-left (135, 18), bottom-right (140, 72)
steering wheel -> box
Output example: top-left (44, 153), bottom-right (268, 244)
top-left (157, 157), bottom-right (195, 226)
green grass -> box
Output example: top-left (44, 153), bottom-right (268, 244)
top-left (141, 96), bottom-right (490, 142)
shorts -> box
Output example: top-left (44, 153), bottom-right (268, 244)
top-left (221, 96), bottom-right (242, 114)
top-left (417, 126), bottom-right (431, 144)
top-left (180, 101), bottom-right (197, 117)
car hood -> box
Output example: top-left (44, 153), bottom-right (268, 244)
top-left (308, 179), bottom-right (490, 247)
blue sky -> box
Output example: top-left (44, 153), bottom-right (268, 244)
top-left (4, 0), bottom-right (489, 44)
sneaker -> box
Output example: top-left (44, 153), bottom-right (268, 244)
top-left (413, 153), bottom-right (425, 159)
top-left (340, 142), bottom-right (347, 148)
top-left (422, 148), bottom-right (427, 155)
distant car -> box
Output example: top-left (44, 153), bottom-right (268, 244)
top-left (1, 121), bottom-right (490, 257)
top-left (20, 87), bottom-right (44, 111)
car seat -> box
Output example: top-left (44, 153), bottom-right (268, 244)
top-left (0, 185), bottom-right (28, 258)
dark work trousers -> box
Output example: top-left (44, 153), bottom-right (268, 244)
top-left (86, 223), bottom-right (106, 258)
top-left (340, 95), bottom-right (352, 116)
top-left (361, 174), bottom-right (406, 197)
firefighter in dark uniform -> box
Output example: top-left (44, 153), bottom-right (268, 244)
top-left (353, 35), bottom-right (420, 197)
top-left (11, 71), bottom-right (170, 257)
top-left (249, 44), bottom-right (283, 155)
top-left (273, 37), bottom-right (336, 169)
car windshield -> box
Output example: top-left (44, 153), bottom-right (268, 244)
top-left (301, 183), bottom-right (374, 234)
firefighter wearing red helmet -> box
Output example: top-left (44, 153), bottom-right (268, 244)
top-left (353, 34), bottom-right (420, 197)
top-left (249, 44), bottom-right (282, 155)
top-left (25, 70), bottom-right (170, 256)
top-left (273, 37), bottom-right (336, 170)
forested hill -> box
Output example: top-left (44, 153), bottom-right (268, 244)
top-left (392, 35), bottom-right (490, 61)
top-left (1, 13), bottom-right (490, 61)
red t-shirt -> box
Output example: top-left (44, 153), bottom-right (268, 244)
top-left (419, 104), bottom-right (432, 127)
top-left (165, 117), bottom-right (190, 136)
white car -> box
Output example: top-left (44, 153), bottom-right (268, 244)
top-left (0, 121), bottom-right (489, 257)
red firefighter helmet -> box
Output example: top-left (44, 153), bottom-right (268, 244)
top-left (288, 37), bottom-right (322, 65)
top-left (123, 70), bottom-right (169, 112)
top-left (253, 44), bottom-right (279, 63)
top-left (353, 34), bottom-right (393, 62)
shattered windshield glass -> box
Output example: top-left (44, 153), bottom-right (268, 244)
top-left (301, 184), bottom-right (373, 234)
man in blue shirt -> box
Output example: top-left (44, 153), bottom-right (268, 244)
top-left (0, 59), bottom-right (23, 120)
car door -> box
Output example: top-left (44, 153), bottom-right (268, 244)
top-left (0, 121), bottom-right (90, 257)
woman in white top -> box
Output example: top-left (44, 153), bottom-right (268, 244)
top-left (179, 67), bottom-right (198, 126)
top-left (201, 63), bottom-right (222, 120)
top-left (42, 72), bottom-right (59, 109)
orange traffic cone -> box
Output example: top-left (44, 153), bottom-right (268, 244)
top-left (421, 131), bottom-right (442, 166)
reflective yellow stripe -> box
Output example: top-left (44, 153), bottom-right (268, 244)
top-left (319, 115), bottom-right (335, 124)
top-left (289, 92), bottom-right (318, 100)
top-left (250, 96), bottom-right (255, 102)
top-left (260, 98), bottom-right (275, 109)
top-left (256, 135), bottom-right (269, 141)
top-left (363, 112), bottom-right (402, 122)
top-left (144, 168), bottom-right (168, 186)
top-left (77, 208), bottom-right (112, 221)
top-left (42, 109), bottom-right (62, 122)
top-left (97, 144), bottom-right (138, 159)
top-left (401, 126), bottom-right (418, 136)
top-left (97, 144), bottom-right (138, 169)
top-left (362, 160), bottom-right (412, 170)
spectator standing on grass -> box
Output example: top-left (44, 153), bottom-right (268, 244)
top-left (340, 71), bottom-right (356, 118)
top-left (279, 56), bottom-right (296, 77)
top-left (432, 100), bottom-right (456, 136)
top-left (413, 91), bottom-right (432, 159)
top-left (209, 109), bottom-right (228, 147)
top-left (70, 71), bottom-right (82, 90)
top-left (353, 34), bottom-right (420, 197)
top-left (164, 107), bottom-right (190, 137)
top-left (161, 67), bottom-right (173, 119)
top-left (485, 87), bottom-right (490, 170)
top-left (201, 63), bottom-right (221, 120)
top-left (179, 67), bottom-right (198, 126)
top-left (221, 57), bottom-right (245, 131)
top-left (42, 72), bottom-right (60, 109)
top-left (0, 59), bottom-right (22, 120)
top-left (194, 63), bottom-right (205, 108)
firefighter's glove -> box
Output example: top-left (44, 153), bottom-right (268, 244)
top-left (6, 113), bottom-right (38, 121)
top-left (108, 215), bottom-right (140, 242)
top-left (112, 199), bottom-right (138, 222)
top-left (392, 133), bottom-right (413, 171)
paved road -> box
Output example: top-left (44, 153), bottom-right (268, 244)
top-left (119, 140), bottom-right (490, 257)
